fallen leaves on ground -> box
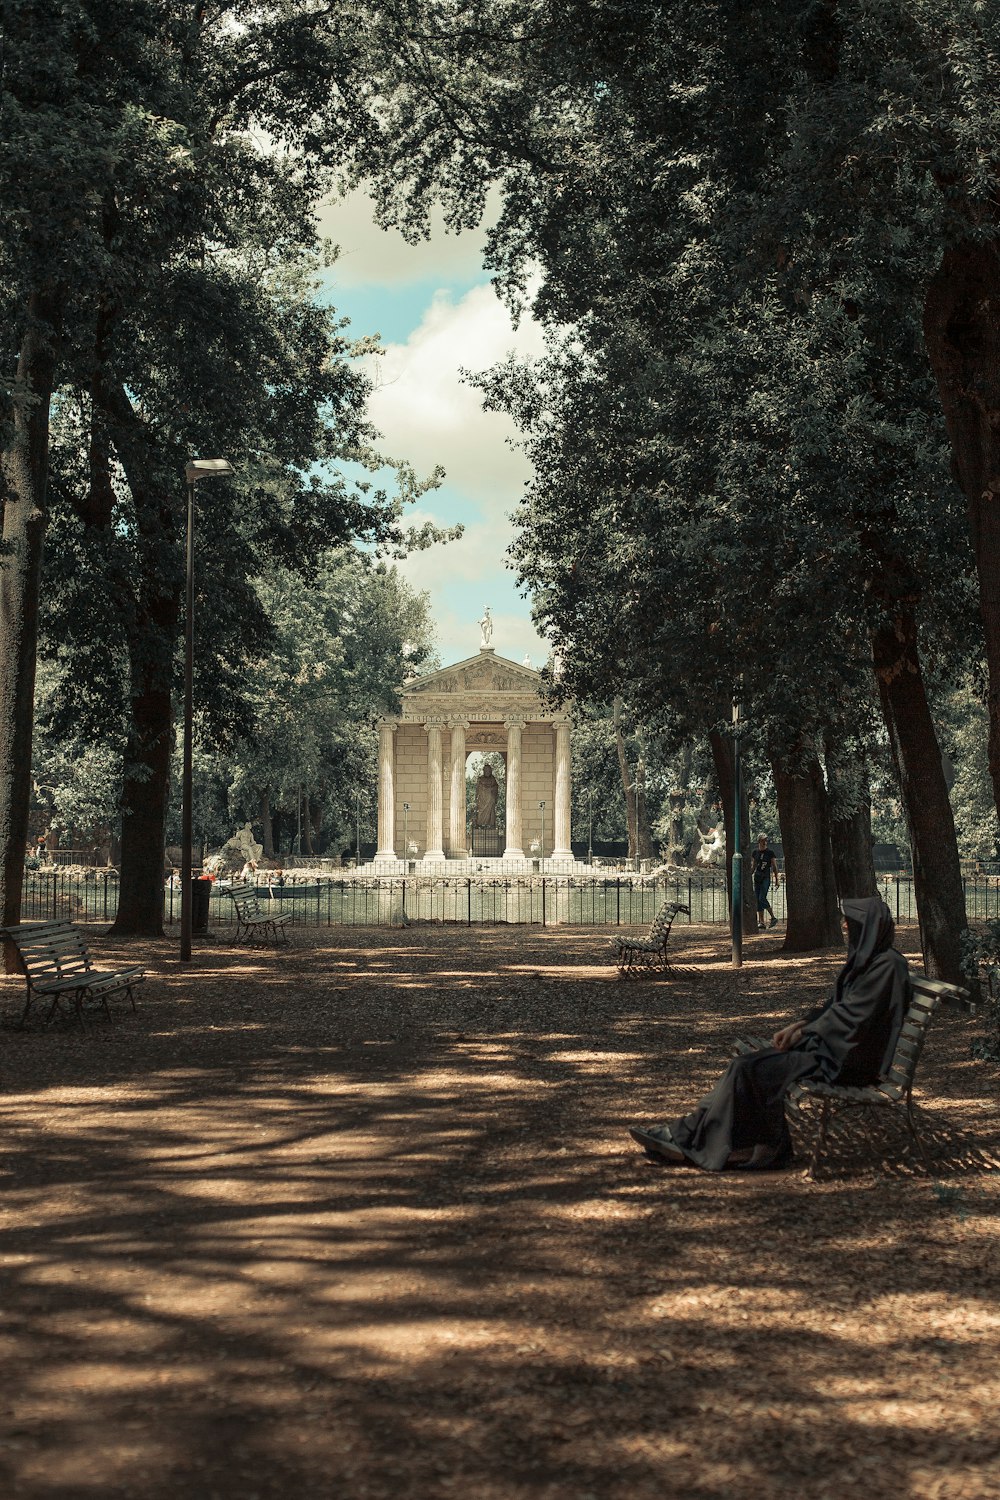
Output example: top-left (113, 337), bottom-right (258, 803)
top-left (0, 922), bottom-right (998, 1500)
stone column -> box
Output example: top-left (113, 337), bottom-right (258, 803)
top-left (448, 719), bottom-right (469, 859)
top-left (375, 719), bottom-right (397, 858)
top-left (503, 717), bottom-right (526, 860)
top-left (552, 718), bottom-right (573, 858)
top-left (424, 719), bottom-right (445, 860)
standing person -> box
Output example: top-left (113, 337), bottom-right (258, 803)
top-left (750, 834), bottom-right (780, 930)
top-left (628, 896), bottom-right (910, 1171)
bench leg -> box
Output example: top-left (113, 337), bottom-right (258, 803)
top-left (807, 1099), bottom-right (831, 1179)
top-left (904, 1088), bottom-right (931, 1170)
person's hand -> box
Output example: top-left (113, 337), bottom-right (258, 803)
top-left (772, 1021), bottom-right (804, 1051)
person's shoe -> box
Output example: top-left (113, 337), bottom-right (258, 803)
top-left (757, 923), bottom-right (765, 933)
top-left (628, 1125), bottom-right (689, 1164)
top-left (767, 916), bottom-right (777, 929)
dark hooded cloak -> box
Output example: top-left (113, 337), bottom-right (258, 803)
top-left (661, 896), bottom-right (911, 1171)
top-left (800, 896), bottom-right (910, 1085)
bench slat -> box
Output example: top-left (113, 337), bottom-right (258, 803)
top-left (2, 920), bottom-right (144, 1028)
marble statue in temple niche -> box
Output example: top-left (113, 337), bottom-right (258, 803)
top-left (474, 765), bottom-right (499, 828)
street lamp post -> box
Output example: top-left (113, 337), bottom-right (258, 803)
top-left (402, 802), bottom-right (410, 862)
top-left (538, 801), bottom-right (546, 868)
top-left (181, 458), bottom-right (234, 962)
top-left (732, 694), bottom-right (743, 970)
top-left (587, 788), bottom-right (594, 865)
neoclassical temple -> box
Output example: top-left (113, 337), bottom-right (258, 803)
top-left (374, 642), bottom-right (573, 867)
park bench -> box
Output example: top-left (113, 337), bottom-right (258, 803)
top-left (613, 900), bottom-right (690, 977)
top-left (227, 883), bottom-right (290, 947)
top-left (1, 919), bottom-right (145, 1028)
top-left (734, 973), bottom-right (971, 1177)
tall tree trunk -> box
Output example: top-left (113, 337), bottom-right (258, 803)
top-left (634, 757), bottom-right (655, 860)
top-left (710, 731), bottom-right (756, 931)
top-left (825, 742), bottom-right (877, 899)
top-left (924, 242), bottom-right (1000, 816)
top-left (771, 751), bottom-right (842, 951)
top-left (0, 309), bottom-right (58, 953)
top-left (101, 383), bottom-right (181, 936)
top-left (613, 698), bottom-right (638, 858)
top-left (111, 675), bottom-right (174, 937)
top-left (259, 790), bottom-right (274, 859)
top-left (302, 792), bottom-right (315, 856)
top-left (309, 797), bottom-right (325, 855)
top-left (870, 604), bottom-right (968, 982)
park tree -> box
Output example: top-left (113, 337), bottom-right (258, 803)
top-left (29, 661), bottom-right (124, 858)
top-left (224, 551), bottom-right (437, 859)
top-left (323, 0), bottom-right (992, 976)
top-left (0, 0), bottom-right (145, 929)
top-left (2, 1), bottom-right (449, 936)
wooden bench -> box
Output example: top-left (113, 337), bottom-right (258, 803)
top-left (1, 919), bottom-right (145, 1028)
top-left (735, 973), bottom-right (971, 1176)
top-left (227, 883), bottom-right (290, 947)
top-left (613, 900), bottom-right (690, 977)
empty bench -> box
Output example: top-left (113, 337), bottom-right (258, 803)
top-left (1, 919), bottom-right (145, 1028)
top-left (227, 883), bottom-right (290, 947)
top-left (613, 900), bottom-right (690, 977)
top-left (735, 973), bottom-right (971, 1176)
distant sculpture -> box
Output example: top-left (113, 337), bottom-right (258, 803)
top-left (522, 653), bottom-right (532, 668)
top-left (206, 823), bottom-right (263, 877)
top-left (479, 606), bottom-right (494, 649)
top-left (474, 765), bottom-right (499, 828)
top-left (696, 826), bottom-right (725, 866)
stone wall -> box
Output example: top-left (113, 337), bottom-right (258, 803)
top-left (520, 724), bottom-right (556, 855)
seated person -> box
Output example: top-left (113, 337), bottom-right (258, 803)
top-left (629, 896), bottom-right (911, 1172)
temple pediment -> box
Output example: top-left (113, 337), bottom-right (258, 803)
top-left (404, 650), bottom-right (542, 699)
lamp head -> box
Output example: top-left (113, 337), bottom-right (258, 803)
top-left (185, 458), bottom-right (234, 483)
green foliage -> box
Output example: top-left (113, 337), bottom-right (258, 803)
top-left (959, 921), bottom-right (1000, 1061)
top-left (31, 663), bottom-right (123, 847)
top-left (221, 550), bottom-right (436, 852)
top-left (3, 1), bottom-right (459, 908)
top-left (342, 0), bottom-right (993, 760)
top-left (937, 679), bottom-right (999, 860)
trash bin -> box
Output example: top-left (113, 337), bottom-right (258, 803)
top-left (191, 877), bottom-right (212, 934)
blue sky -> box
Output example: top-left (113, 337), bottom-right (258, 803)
top-left (316, 190), bottom-right (550, 669)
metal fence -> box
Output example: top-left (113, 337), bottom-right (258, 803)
top-left (15, 869), bottom-right (1000, 929)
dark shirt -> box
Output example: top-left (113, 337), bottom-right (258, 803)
top-left (750, 847), bottom-right (776, 879)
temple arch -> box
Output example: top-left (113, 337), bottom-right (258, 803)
top-left (373, 639), bottom-right (573, 869)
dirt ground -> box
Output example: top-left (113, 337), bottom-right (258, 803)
top-left (1, 921), bottom-right (998, 1500)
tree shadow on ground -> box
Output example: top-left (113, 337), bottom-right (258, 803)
top-left (0, 924), bottom-right (998, 1499)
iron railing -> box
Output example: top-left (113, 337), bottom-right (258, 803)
top-left (14, 869), bottom-right (1000, 929)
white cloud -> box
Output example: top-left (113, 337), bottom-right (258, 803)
top-left (368, 282), bottom-right (546, 507)
top-left (319, 193), bottom-right (552, 668)
top-left (370, 283), bottom-right (552, 667)
top-left (318, 187), bottom-right (498, 288)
